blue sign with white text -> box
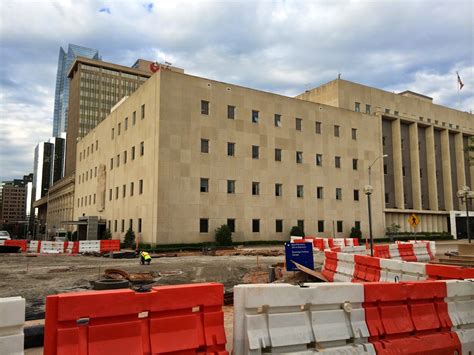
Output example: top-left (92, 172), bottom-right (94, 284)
top-left (285, 242), bottom-right (314, 271)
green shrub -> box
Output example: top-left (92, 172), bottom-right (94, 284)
top-left (123, 228), bottom-right (136, 249)
top-left (215, 224), bottom-right (232, 246)
top-left (350, 227), bottom-right (362, 239)
top-left (290, 226), bottom-right (304, 237)
top-left (102, 228), bottom-right (112, 240)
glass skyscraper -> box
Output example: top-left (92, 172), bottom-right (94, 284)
top-left (52, 44), bottom-right (101, 137)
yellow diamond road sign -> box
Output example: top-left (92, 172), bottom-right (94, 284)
top-left (408, 214), bottom-right (420, 228)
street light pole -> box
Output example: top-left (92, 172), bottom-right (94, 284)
top-left (466, 197), bottom-right (471, 243)
top-left (365, 154), bottom-right (388, 256)
top-left (457, 186), bottom-right (471, 243)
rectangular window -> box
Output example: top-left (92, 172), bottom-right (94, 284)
top-left (94, 166), bottom-right (97, 177)
top-left (200, 218), bottom-right (209, 233)
top-left (275, 148), bottom-right (282, 161)
top-left (335, 156), bottom-right (341, 168)
top-left (227, 142), bottom-right (235, 156)
top-left (138, 218), bottom-right (142, 233)
top-left (354, 189), bottom-right (360, 201)
top-left (297, 185), bottom-right (304, 198)
top-left (227, 105), bottom-right (235, 119)
top-left (355, 221), bottom-right (361, 230)
top-left (201, 100), bottom-right (209, 115)
top-left (201, 139), bottom-right (209, 153)
top-left (111, 128), bottom-right (114, 139)
top-left (295, 118), bottom-right (302, 131)
top-left (276, 219), bottom-right (283, 233)
top-left (317, 186), bottom-right (323, 199)
top-left (129, 219), bottom-right (133, 230)
top-left (125, 117), bottom-right (128, 130)
top-left (123, 151), bottom-right (127, 164)
top-left (252, 182), bottom-right (260, 196)
top-left (274, 114), bottom-right (281, 127)
top-left (315, 121), bottom-right (321, 134)
top-left (132, 111), bottom-right (136, 125)
top-left (118, 123), bottom-right (121, 135)
top-left (385, 193), bottom-right (389, 204)
top-left (334, 125), bottom-right (340, 137)
top-left (352, 159), bottom-right (358, 170)
top-left (336, 188), bottom-right (342, 200)
top-left (130, 182), bottom-right (134, 196)
top-left (365, 104), bottom-right (371, 114)
top-left (275, 183), bottom-right (282, 197)
top-left (315, 154), bottom-right (323, 166)
top-left (109, 189), bottom-right (112, 201)
top-left (115, 187), bottom-right (119, 200)
top-left (297, 220), bottom-right (304, 233)
top-left (227, 180), bottom-right (235, 194)
top-left (141, 104), bottom-right (145, 119)
top-left (139, 179), bottom-right (143, 194)
top-left (200, 178), bottom-right (209, 192)
top-left (114, 220), bottom-right (117, 232)
top-left (296, 151), bottom-right (303, 164)
top-left (96, 140), bottom-right (98, 150)
top-left (123, 184), bottom-right (126, 198)
top-left (337, 220), bottom-right (343, 233)
top-left (355, 102), bottom-right (360, 112)
top-left (116, 154), bottom-right (120, 167)
top-left (352, 128), bottom-right (357, 140)
top-left (252, 145), bottom-right (259, 159)
top-left (318, 220), bottom-right (324, 233)
top-left (132, 146), bottom-right (136, 160)
top-left (252, 219), bottom-right (260, 233)
top-left (140, 141), bottom-right (144, 156)
top-left (227, 219), bottom-right (235, 233)
top-left (252, 110), bottom-right (259, 123)
top-left (384, 164), bottom-right (388, 175)
top-left (79, 152), bottom-right (82, 161)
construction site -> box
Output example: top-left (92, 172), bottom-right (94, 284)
top-left (0, 237), bottom-right (473, 354)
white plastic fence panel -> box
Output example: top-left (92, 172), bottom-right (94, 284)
top-left (233, 283), bottom-right (375, 355)
top-left (456, 329), bottom-right (474, 354)
top-left (345, 238), bottom-right (354, 247)
top-left (40, 241), bottom-right (64, 254)
top-left (78, 240), bottom-right (101, 253)
top-left (335, 253), bottom-right (355, 282)
top-left (0, 296), bottom-right (25, 355)
top-left (445, 279), bottom-right (474, 329)
top-left (339, 246), bottom-right (368, 255)
top-left (388, 244), bottom-right (401, 260)
top-left (290, 236), bottom-right (304, 242)
top-left (28, 241), bottom-right (39, 253)
top-left (379, 258), bottom-right (403, 282)
top-left (412, 243), bottom-right (430, 262)
top-left (333, 238), bottom-right (346, 247)
top-left (400, 261), bottom-right (427, 281)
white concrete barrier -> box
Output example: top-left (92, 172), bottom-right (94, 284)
top-left (233, 283), bottom-right (375, 354)
top-left (0, 296), bottom-right (25, 355)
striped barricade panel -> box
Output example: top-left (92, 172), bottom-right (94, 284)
top-left (397, 244), bottom-right (417, 262)
top-left (322, 251), bottom-right (337, 282)
top-left (339, 246), bottom-right (368, 255)
top-left (78, 240), bottom-right (101, 253)
top-left (44, 283), bottom-right (227, 355)
top-left (40, 241), bottom-right (65, 254)
top-left (333, 238), bottom-right (346, 247)
top-left (426, 264), bottom-right (474, 280)
top-left (334, 253), bottom-right (355, 282)
top-left (233, 283), bottom-right (375, 355)
top-left (0, 296), bottom-right (25, 355)
top-left (28, 240), bottom-right (41, 253)
top-left (388, 244), bottom-right (401, 260)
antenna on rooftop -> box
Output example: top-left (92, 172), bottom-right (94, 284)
top-left (338, 73), bottom-right (341, 79)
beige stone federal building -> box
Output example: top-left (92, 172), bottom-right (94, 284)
top-left (74, 68), bottom-right (474, 244)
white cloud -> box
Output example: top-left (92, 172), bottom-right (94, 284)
top-left (0, 0), bottom-right (473, 181)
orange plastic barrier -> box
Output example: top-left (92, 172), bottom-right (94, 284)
top-left (322, 251), bottom-right (337, 281)
top-left (397, 243), bottom-right (417, 262)
top-left (353, 254), bottom-right (381, 282)
top-left (426, 264), bottom-right (474, 280)
top-left (4, 240), bottom-right (27, 252)
top-left (100, 240), bottom-right (120, 252)
top-left (373, 245), bottom-right (390, 259)
top-left (364, 281), bottom-right (461, 354)
top-left (44, 283), bottom-right (227, 355)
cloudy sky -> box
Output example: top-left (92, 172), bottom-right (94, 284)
top-left (0, 0), bottom-right (473, 182)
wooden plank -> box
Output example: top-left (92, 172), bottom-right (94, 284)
top-left (292, 260), bottom-right (328, 282)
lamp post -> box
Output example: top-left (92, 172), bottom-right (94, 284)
top-left (457, 186), bottom-right (472, 243)
top-left (364, 154), bottom-right (388, 256)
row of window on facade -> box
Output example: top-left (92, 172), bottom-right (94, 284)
top-left (200, 100), bottom-right (357, 138)
top-left (109, 180), bottom-right (144, 200)
top-left (109, 218), bottom-right (143, 233)
top-left (78, 193), bottom-right (96, 208)
top-left (109, 142), bottom-right (145, 170)
top-left (111, 104), bottom-right (145, 139)
top-left (200, 179), bottom-right (360, 200)
top-left (201, 139), bottom-right (359, 169)
top-left (354, 102), bottom-right (398, 116)
top-left (79, 140), bottom-right (99, 161)
top-left (78, 166), bottom-right (98, 184)
top-left (199, 218), bottom-right (361, 234)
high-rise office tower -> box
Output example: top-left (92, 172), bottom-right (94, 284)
top-left (52, 44), bottom-right (101, 137)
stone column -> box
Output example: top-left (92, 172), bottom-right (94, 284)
top-left (391, 119), bottom-right (404, 209)
top-left (409, 123), bottom-right (422, 210)
top-left (440, 129), bottom-right (453, 211)
top-left (425, 126), bottom-right (438, 210)
top-left (455, 132), bottom-right (466, 192)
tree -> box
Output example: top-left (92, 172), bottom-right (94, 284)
top-left (124, 228), bottom-right (136, 249)
top-left (215, 224), bottom-right (232, 246)
top-left (290, 225), bottom-right (304, 237)
top-left (102, 228), bottom-right (112, 240)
